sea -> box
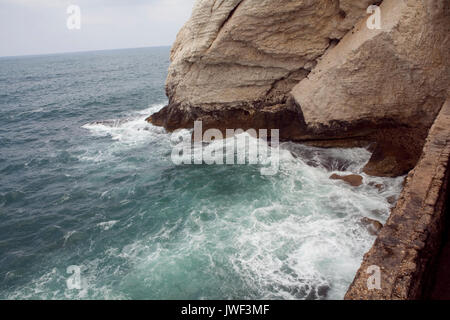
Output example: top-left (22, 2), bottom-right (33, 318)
top-left (0, 47), bottom-right (404, 300)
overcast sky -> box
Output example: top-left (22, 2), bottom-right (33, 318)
top-left (0, 0), bottom-right (196, 57)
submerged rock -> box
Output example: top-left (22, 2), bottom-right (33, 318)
top-left (371, 209), bottom-right (385, 218)
top-left (360, 217), bottom-right (384, 236)
top-left (317, 285), bottom-right (331, 299)
top-left (330, 174), bottom-right (363, 187)
top-left (368, 182), bottom-right (385, 192)
top-left (386, 195), bottom-right (397, 205)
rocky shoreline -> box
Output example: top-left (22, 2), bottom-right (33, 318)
top-left (148, 0), bottom-right (450, 299)
top-left (345, 99), bottom-right (450, 299)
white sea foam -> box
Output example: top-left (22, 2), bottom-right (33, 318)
top-left (79, 103), bottom-right (169, 162)
top-left (81, 103), bottom-right (166, 142)
top-left (22, 105), bottom-right (405, 300)
top-left (97, 220), bottom-right (118, 231)
top-left (6, 261), bottom-right (127, 300)
top-left (222, 146), bottom-right (403, 299)
top-left (81, 130), bottom-right (402, 299)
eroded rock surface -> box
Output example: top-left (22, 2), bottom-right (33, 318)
top-left (293, 0), bottom-right (450, 130)
top-left (345, 99), bottom-right (450, 300)
top-left (292, 0), bottom-right (450, 176)
top-left (149, 0), bottom-right (450, 177)
top-left (149, 0), bottom-right (376, 137)
top-left (330, 173), bottom-right (363, 187)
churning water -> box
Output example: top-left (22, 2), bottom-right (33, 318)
top-left (0, 47), bottom-right (403, 300)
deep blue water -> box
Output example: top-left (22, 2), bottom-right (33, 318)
top-left (0, 47), bottom-right (403, 299)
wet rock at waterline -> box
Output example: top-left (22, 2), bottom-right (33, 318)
top-left (360, 217), bottom-right (384, 236)
top-left (368, 182), bottom-right (385, 192)
top-left (330, 174), bottom-right (363, 187)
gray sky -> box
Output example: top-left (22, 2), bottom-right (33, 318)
top-left (0, 0), bottom-right (196, 57)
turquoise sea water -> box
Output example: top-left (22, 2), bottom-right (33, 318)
top-left (0, 47), bottom-right (403, 300)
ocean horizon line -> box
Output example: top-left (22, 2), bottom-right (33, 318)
top-left (0, 45), bottom-right (172, 60)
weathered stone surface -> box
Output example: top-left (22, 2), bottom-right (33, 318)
top-left (291, 0), bottom-right (450, 176)
top-left (292, 0), bottom-right (450, 130)
top-left (429, 217), bottom-right (450, 299)
top-left (149, 97), bottom-right (309, 141)
top-left (150, 0), bottom-right (376, 133)
top-left (345, 98), bottom-right (450, 300)
top-left (330, 173), bottom-right (363, 187)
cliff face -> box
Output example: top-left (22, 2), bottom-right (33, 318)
top-left (150, 0), bottom-right (376, 136)
top-left (293, 0), bottom-right (450, 130)
top-left (345, 98), bottom-right (450, 300)
top-left (165, 0), bottom-right (375, 108)
top-left (292, 0), bottom-right (450, 176)
top-left (148, 0), bottom-right (450, 176)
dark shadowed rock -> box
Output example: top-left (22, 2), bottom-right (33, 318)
top-left (386, 195), bottom-right (397, 205)
top-left (317, 285), bottom-right (331, 299)
top-left (368, 182), bottom-right (385, 192)
top-left (360, 217), bottom-right (384, 236)
top-left (371, 209), bottom-right (385, 218)
top-left (330, 174), bottom-right (363, 187)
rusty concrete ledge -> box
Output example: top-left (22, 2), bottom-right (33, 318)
top-left (345, 98), bottom-right (450, 300)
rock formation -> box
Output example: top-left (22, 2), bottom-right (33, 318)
top-left (345, 98), bottom-right (450, 300)
top-left (360, 217), bottom-right (384, 236)
top-left (330, 173), bottom-right (363, 187)
top-left (148, 0), bottom-right (450, 177)
top-left (147, 0), bottom-right (450, 300)
top-left (292, 0), bottom-right (450, 176)
top-left (149, 0), bottom-right (377, 136)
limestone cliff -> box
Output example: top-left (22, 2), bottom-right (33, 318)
top-left (149, 0), bottom-right (376, 136)
top-left (292, 0), bottom-right (450, 176)
top-left (148, 0), bottom-right (450, 176)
